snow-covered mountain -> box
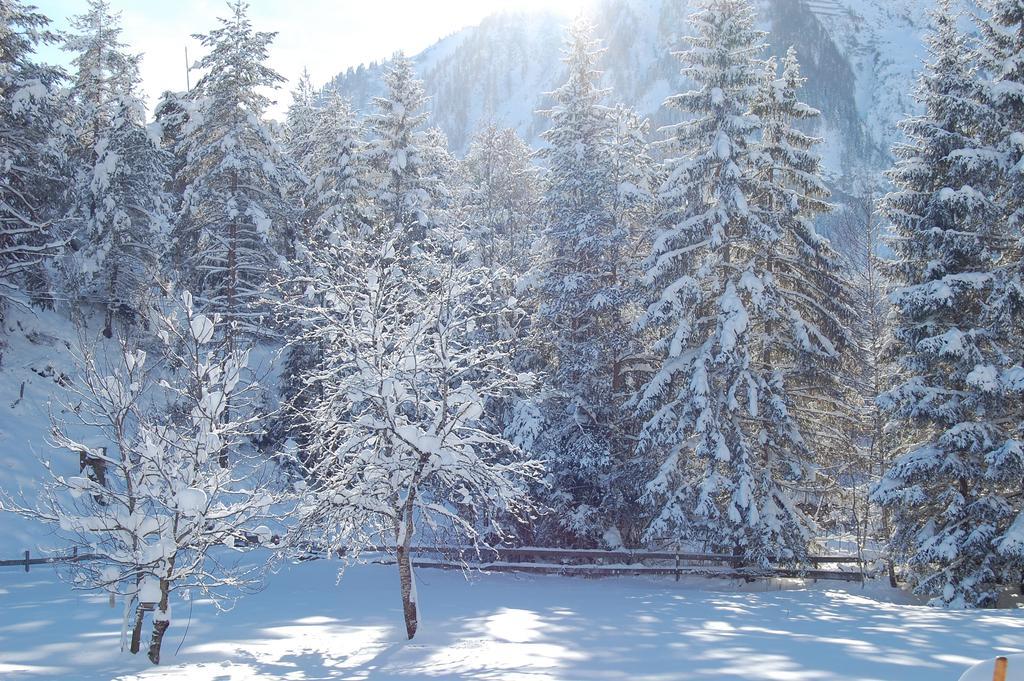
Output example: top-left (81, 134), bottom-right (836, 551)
top-left (326, 0), bottom-right (932, 183)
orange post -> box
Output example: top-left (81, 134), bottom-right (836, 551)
top-left (994, 656), bottom-right (1008, 681)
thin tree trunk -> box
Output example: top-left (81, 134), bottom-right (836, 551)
top-left (880, 491), bottom-right (898, 586)
top-left (221, 168), bottom-right (239, 469)
top-left (129, 604), bottom-right (145, 654)
top-left (147, 579), bottom-right (171, 664)
top-left (397, 500), bottom-right (418, 639)
top-left (103, 308), bottom-right (114, 339)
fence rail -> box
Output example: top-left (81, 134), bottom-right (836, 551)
top-left (336, 545), bottom-right (865, 583)
top-left (1, 545), bottom-right (865, 583)
top-left (0, 548), bottom-right (103, 572)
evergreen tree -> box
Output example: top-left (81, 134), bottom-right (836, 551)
top-left (978, 0), bottom-right (1024, 601)
top-left (529, 22), bottom-right (638, 544)
top-left (173, 1), bottom-right (298, 333)
top-left (301, 92), bottom-right (370, 249)
top-left (365, 52), bottom-right (433, 248)
top-left (873, 2), bottom-right (1012, 607)
top-left (980, 0), bottom-right (1024, 481)
top-left (0, 0), bottom-right (68, 321)
top-left (421, 126), bottom-right (459, 219)
top-left (153, 89), bottom-right (191, 202)
top-left (605, 103), bottom-right (659, 543)
top-left (750, 49), bottom-right (855, 510)
top-left (63, 0), bottom-right (138, 146)
top-left (284, 67), bottom-right (320, 178)
top-left (62, 0), bottom-right (169, 336)
top-left (636, 0), bottom-right (843, 565)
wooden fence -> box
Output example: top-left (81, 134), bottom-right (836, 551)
top-left (0, 548), bottom-right (103, 572)
top-left (338, 545), bottom-right (865, 583)
top-left (1, 545), bottom-right (865, 583)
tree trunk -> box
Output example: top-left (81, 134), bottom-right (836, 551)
top-left (882, 506), bottom-right (898, 587)
top-left (397, 544), bottom-right (418, 640)
top-left (396, 499), bottom-right (419, 640)
top-left (129, 604), bottom-right (145, 654)
top-left (147, 579), bottom-right (171, 664)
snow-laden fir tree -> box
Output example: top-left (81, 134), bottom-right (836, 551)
top-left (62, 0), bottom-right (169, 337)
top-left (604, 103), bottom-right (659, 543)
top-left (300, 92), bottom-right (370, 248)
top-left (173, 1), bottom-right (298, 333)
top-left (0, 292), bottom-right (283, 664)
top-left (636, 0), bottom-right (845, 566)
top-left (62, 0), bottom-right (138, 143)
top-left (285, 226), bottom-right (539, 640)
top-left (749, 48), bottom-right (855, 514)
top-left (459, 123), bottom-right (539, 353)
top-left (365, 52), bottom-right (434, 248)
top-left (873, 1), bottom-right (1023, 608)
top-left (283, 67), bottom-right (320, 179)
top-left (153, 89), bottom-right (191, 207)
top-left (421, 126), bottom-right (460, 223)
top-left (978, 0), bottom-right (1024, 580)
top-left (0, 0), bottom-right (68, 323)
top-left (529, 22), bottom-right (645, 545)
top-left (456, 125), bottom-right (542, 526)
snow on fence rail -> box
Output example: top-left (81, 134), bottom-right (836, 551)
top-left (1, 545), bottom-right (865, 582)
top-left (329, 545), bottom-right (866, 583)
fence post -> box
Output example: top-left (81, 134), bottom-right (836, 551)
top-left (994, 656), bottom-right (1008, 681)
top-left (675, 549), bottom-right (681, 582)
top-left (24, 549), bottom-right (30, 573)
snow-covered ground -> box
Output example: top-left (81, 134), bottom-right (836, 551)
top-left (1, 560), bottom-right (1022, 680)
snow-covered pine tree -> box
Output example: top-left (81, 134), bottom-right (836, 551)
top-left (365, 52), bottom-right (434, 248)
top-left (62, 0), bottom-right (138, 144)
top-left (636, 0), bottom-right (841, 566)
top-left (0, 292), bottom-right (283, 664)
top-left (85, 97), bottom-right (170, 336)
top-left (749, 48), bottom-right (856, 525)
top-left (457, 125), bottom-right (541, 523)
top-left (605, 103), bottom-right (659, 544)
top-left (872, 1), bottom-right (1012, 607)
top-left (62, 0), bottom-right (169, 336)
top-left (173, 1), bottom-right (298, 334)
top-left (0, 0), bottom-right (68, 323)
top-left (284, 67), bottom-right (320, 179)
top-left (529, 22), bottom-right (639, 545)
top-left (153, 90), bottom-right (191, 207)
top-left (299, 92), bottom-right (370, 250)
top-left (421, 126), bottom-right (460, 224)
top-left (976, 0), bottom-right (1024, 593)
top-left (285, 226), bottom-right (539, 641)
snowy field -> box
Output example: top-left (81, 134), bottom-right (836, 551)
top-left (1, 561), bottom-right (1022, 681)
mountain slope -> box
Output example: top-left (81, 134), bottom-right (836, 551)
top-left (326, 0), bottom-right (930, 182)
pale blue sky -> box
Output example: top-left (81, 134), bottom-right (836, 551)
top-left (33, 0), bottom-right (589, 116)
